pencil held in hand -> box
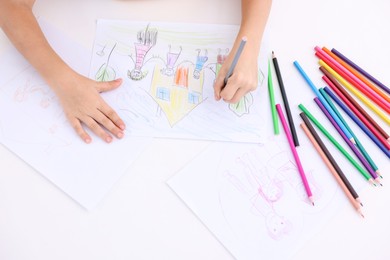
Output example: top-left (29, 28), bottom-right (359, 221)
top-left (224, 36), bottom-right (247, 85)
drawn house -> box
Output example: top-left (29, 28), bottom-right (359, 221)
top-left (150, 64), bottom-right (204, 126)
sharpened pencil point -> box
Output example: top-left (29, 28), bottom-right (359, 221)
top-left (350, 137), bottom-right (356, 145)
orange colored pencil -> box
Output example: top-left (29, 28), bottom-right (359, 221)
top-left (322, 47), bottom-right (390, 103)
top-left (315, 50), bottom-right (390, 113)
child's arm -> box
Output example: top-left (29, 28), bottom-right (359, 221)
top-left (0, 0), bottom-right (125, 143)
top-left (214, 0), bottom-right (272, 103)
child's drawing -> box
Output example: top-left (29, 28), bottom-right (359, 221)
top-left (218, 140), bottom-right (324, 241)
top-left (168, 138), bottom-right (341, 260)
top-left (90, 20), bottom-right (267, 143)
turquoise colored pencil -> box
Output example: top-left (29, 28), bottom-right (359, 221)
top-left (293, 61), bottom-right (355, 144)
top-left (320, 88), bottom-right (380, 177)
top-left (268, 60), bottom-right (279, 134)
top-left (298, 103), bottom-right (375, 185)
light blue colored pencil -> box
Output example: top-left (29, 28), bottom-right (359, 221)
top-left (293, 61), bottom-right (355, 144)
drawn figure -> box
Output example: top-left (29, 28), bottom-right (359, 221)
top-left (95, 43), bottom-right (117, 82)
top-left (216, 48), bottom-right (229, 76)
top-left (128, 24), bottom-right (158, 81)
top-left (223, 151), bottom-right (293, 240)
top-left (14, 77), bottom-right (55, 109)
top-left (161, 45), bottom-right (182, 76)
top-left (193, 49), bottom-right (208, 79)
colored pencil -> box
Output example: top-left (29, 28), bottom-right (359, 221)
top-left (272, 51), bottom-right (298, 145)
top-left (300, 122), bottom-right (364, 216)
top-left (314, 97), bottom-right (380, 183)
top-left (331, 48), bottom-right (390, 95)
top-left (322, 47), bottom-right (390, 103)
top-left (293, 61), bottom-right (355, 143)
top-left (320, 67), bottom-right (390, 141)
top-left (300, 113), bottom-right (362, 206)
top-left (319, 60), bottom-right (390, 125)
top-left (268, 60), bottom-right (279, 135)
top-left (224, 37), bottom-right (247, 85)
top-left (322, 85), bottom-right (390, 158)
top-left (298, 104), bottom-right (376, 185)
top-left (315, 47), bottom-right (390, 113)
top-left (276, 104), bottom-right (314, 205)
top-left (320, 88), bottom-right (381, 177)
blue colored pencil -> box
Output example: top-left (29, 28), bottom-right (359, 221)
top-left (293, 61), bottom-right (355, 144)
top-left (323, 86), bottom-right (390, 159)
top-left (320, 88), bottom-right (381, 177)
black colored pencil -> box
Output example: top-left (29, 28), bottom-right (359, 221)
top-left (272, 51), bottom-right (299, 146)
top-left (299, 112), bottom-right (362, 205)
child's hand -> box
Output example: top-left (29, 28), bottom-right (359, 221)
top-left (214, 41), bottom-right (259, 104)
top-left (53, 73), bottom-right (125, 143)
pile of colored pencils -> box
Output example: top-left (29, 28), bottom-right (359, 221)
top-left (290, 47), bottom-right (389, 217)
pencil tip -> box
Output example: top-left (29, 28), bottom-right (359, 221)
top-left (360, 202), bottom-right (363, 207)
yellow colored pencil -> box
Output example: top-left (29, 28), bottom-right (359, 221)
top-left (319, 60), bottom-right (390, 125)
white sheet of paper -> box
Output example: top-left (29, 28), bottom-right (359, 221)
top-left (167, 137), bottom-right (370, 260)
top-left (0, 20), bottom-right (151, 210)
top-left (89, 19), bottom-right (268, 144)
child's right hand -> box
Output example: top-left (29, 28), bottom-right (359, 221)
top-left (53, 72), bottom-right (125, 144)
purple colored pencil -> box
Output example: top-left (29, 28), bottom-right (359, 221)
top-left (314, 97), bottom-right (379, 182)
top-left (331, 48), bottom-right (390, 94)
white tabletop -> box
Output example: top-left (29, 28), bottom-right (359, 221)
top-left (1, 0), bottom-right (390, 259)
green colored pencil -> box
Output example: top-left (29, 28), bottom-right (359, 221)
top-left (320, 88), bottom-right (380, 176)
top-left (298, 103), bottom-right (374, 184)
top-left (268, 60), bottom-right (279, 135)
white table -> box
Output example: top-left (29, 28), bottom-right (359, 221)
top-left (1, 0), bottom-right (390, 259)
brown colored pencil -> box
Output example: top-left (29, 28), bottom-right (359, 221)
top-left (299, 112), bottom-right (362, 206)
top-left (300, 122), bottom-right (363, 217)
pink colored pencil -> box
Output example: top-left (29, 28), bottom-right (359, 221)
top-left (315, 47), bottom-right (390, 113)
top-left (276, 104), bottom-right (314, 205)
top-left (322, 47), bottom-right (390, 103)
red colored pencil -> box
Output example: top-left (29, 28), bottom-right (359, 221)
top-left (322, 73), bottom-right (390, 150)
top-left (320, 66), bottom-right (390, 142)
top-left (315, 50), bottom-right (390, 113)
top-left (322, 47), bottom-right (390, 103)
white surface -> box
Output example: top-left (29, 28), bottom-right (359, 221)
top-left (1, 0), bottom-right (390, 259)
